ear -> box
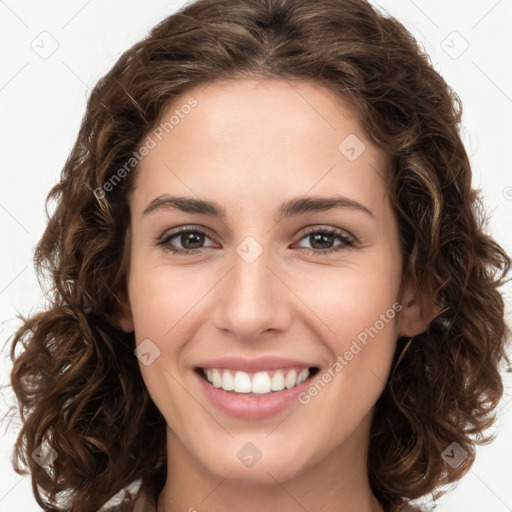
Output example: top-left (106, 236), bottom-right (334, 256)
top-left (397, 276), bottom-right (441, 337)
top-left (114, 287), bottom-right (135, 333)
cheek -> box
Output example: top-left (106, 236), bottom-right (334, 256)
top-left (127, 265), bottom-right (198, 428)
top-left (291, 257), bottom-right (401, 344)
top-left (293, 256), bottom-right (401, 411)
top-left (127, 261), bottom-right (202, 338)
top-left (127, 261), bottom-right (214, 403)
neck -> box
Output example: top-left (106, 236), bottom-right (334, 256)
top-left (158, 414), bottom-right (384, 512)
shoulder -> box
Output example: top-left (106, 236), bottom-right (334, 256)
top-left (99, 489), bottom-right (156, 512)
top-left (392, 502), bottom-right (430, 512)
top-left (99, 495), bottom-right (135, 512)
top-left (99, 498), bottom-right (134, 512)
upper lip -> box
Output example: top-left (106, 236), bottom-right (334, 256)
top-left (195, 356), bottom-right (316, 372)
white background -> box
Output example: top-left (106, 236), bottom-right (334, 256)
top-left (1, 1), bottom-right (511, 510)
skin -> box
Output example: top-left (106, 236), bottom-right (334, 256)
top-left (118, 78), bottom-right (431, 512)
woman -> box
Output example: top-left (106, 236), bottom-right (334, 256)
top-left (10, 0), bottom-right (510, 511)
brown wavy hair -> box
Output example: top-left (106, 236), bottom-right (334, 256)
top-left (9, 0), bottom-right (511, 510)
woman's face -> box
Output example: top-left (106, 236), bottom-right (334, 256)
top-left (122, 78), bottom-right (418, 485)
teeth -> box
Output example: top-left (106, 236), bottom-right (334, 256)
top-left (233, 371), bottom-right (252, 393)
top-left (203, 367), bottom-right (310, 394)
top-left (212, 368), bottom-right (222, 388)
top-left (271, 371), bottom-right (285, 391)
top-left (284, 369), bottom-right (297, 389)
top-left (252, 372), bottom-right (271, 394)
top-left (221, 370), bottom-right (234, 391)
top-left (297, 368), bottom-right (309, 383)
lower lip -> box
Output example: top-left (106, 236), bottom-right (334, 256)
top-left (195, 369), bottom-right (314, 420)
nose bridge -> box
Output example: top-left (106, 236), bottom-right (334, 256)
top-left (212, 235), bottom-right (289, 337)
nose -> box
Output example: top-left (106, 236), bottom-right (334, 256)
top-left (211, 242), bottom-right (293, 341)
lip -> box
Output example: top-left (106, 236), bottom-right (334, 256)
top-left (195, 355), bottom-right (313, 373)
top-left (194, 359), bottom-right (319, 420)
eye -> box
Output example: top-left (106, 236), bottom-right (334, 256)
top-left (156, 225), bottom-right (355, 256)
top-left (294, 227), bottom-right (355, 256)
top-left (157, 227), bottom-right (216, 255)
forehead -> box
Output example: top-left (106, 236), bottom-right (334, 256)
top-left (131, 78), bottom-right (392, 218)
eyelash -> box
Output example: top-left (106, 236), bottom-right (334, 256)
top-left (156, 226), bottom-right (355, 257)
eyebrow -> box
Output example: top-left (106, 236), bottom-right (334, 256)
top-left (142, 194), bottom-right (374, 219)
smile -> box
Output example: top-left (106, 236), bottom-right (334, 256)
top-left (202, 367), bottom-right (311, 394)
top-left (194, 359), bottom-right (320, 419)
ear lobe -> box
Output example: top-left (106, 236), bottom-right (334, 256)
top-left (114, 288), bottom-right (135, 333)
top-left (397, 278), bottom-right (441, 337)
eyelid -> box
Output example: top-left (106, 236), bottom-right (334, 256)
top-left (158, 224), bottom-right (355, 242)
top-left (156, 225), bottom-right (219, 249)
top-left (158, 224), bottom-right (216, 241)
top-left (156, 224), bottom-right (357, 255)
top-left (295, 224), bottom-right (356, 243)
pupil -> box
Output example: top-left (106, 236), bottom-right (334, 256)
top-left (311, 233), bottom-right (333, 249)
top-left (179, 232), bottom-right (335, 250)
top-left (183, 232), bottom-right (204, 249)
